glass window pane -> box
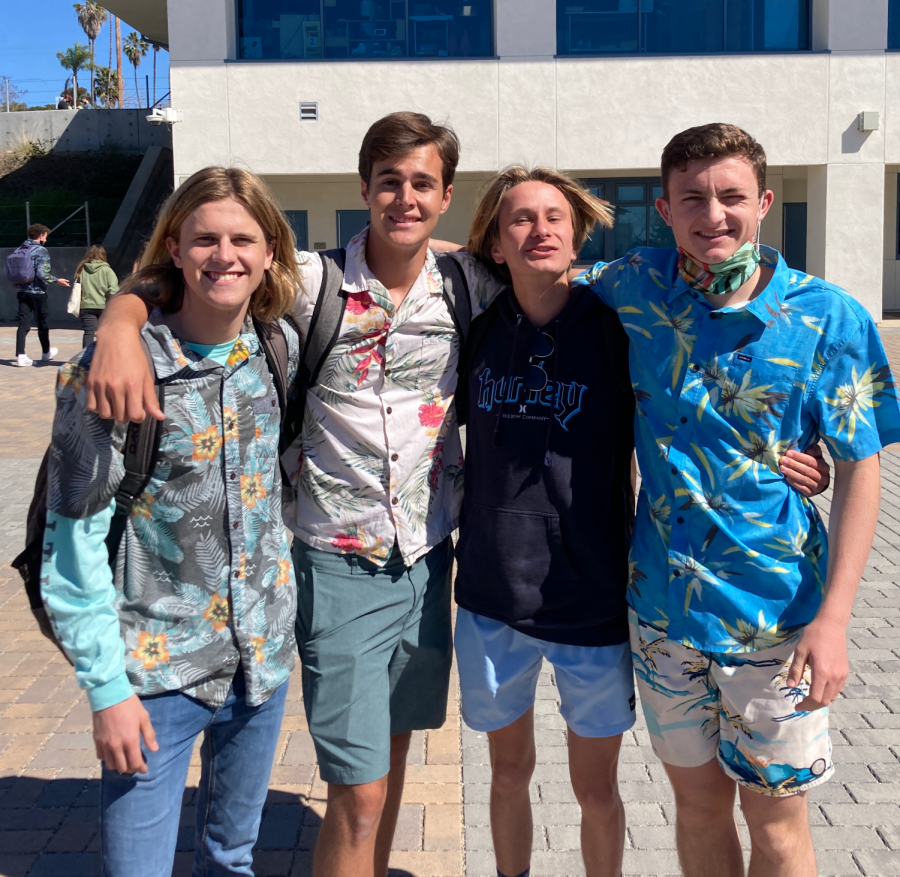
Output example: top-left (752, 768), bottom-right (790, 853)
top-left (725, 0), bottom-right (809, 51)
top-left (285, 210), bottom-right (309, 251)
top-left (891, 0), bottom-right (900, 50)
top-left (614, 205), bottom-right (647, 258)
top-left (337, 210), bottom-right (370, 248)
top-left (617, 184), bottom-right (645, 202)
top-left (782, 203), bottom-right (807, 272)
top-left (644, 0), bottom-right (724, 54)
top-left (239, 0), bottom-right (493, 60)
top-left (649, 208), bottom-right (676, 249)
top-left (557, 1), bottom-right (639, 55)
top-left (652, 185), bottom-right (664, 200)
top-left (578, 222), bottom-right (607, 264)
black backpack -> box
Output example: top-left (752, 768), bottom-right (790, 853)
top-left (280, 248), bottom-right (473, 444)
top-left (12, 319), bottom-right (297, 658)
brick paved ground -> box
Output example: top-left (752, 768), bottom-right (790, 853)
top-left (4, 325), bottom-right (900, 876)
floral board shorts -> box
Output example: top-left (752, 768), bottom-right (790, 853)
top-left (628, 611), bottom-right (833, 797)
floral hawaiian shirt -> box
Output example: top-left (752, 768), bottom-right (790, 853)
top-left (576, 246), bottom-right (900, 653)
top-left (281, 231), bottom-right (498, 566)
top-left (42, 311), bottom-right (300, 708)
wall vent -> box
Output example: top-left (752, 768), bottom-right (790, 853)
top-left (299, 102), bottom-right (319, 121)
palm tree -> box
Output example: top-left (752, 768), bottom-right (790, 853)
top-left (73, 3), bottom-right (107, 104)
top-left (94, 66), bottom-right (116, 107)
top-left (122, 31), bottom-right (149, 108)
top-left (57, 43), bottom-right (92, 109)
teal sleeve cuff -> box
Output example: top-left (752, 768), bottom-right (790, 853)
top-left (87, 674), bottom-right (134, 712)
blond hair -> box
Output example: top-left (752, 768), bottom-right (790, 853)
top-left (468, 166), bottom-right (614, 283)
top-left (121, 167), bottom-right (301, 322)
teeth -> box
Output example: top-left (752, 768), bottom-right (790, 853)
top-left (208, 272), bottom-right (241, 280)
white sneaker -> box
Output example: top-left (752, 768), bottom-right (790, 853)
top-left (16, 354), bottom-right (33, 367)
top-left (41, 347), bottom-right (59, 362)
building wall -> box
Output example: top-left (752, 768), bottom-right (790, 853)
top-left (164, 0), bottom-right (900, 318)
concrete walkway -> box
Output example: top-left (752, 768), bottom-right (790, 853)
top-left (2, 326), bottom-right (900, 876)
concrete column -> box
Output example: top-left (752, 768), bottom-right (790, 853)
top-left (806, 163), bottom-right (885, 319)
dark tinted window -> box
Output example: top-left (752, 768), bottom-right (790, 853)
top-left (238, 0), bottom-right (493, 60)
top-left (285, 210), bottom-right (309, 251)
top-left (891, 0), bottom-right (900, 49)
top-left (577, 178), bottom-right (675, 264)
top-left (337, 210), bottom-right (370, 248)
top-left (557, 0), bottom-right (810, 55)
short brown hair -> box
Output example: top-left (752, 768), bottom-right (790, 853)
top-left (468, 166), bottom-right (614, 284)
top-left (358, 112), bottom-right (460, 190)
top-left (28, 223), bottom-right (50, 240)
top-left (121, 167), bottom-right (301, 323)
top-left (661, 123), bottom-right (767, 198)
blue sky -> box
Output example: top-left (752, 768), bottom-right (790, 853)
top-left (0, 2), bottom-right (169, 108)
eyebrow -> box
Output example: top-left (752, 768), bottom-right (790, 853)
top-left (681, 186), bottom-right (748, 196)
top-left (376, 168), bottom-right (439, 184)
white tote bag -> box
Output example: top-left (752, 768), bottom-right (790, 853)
top-left (67, 280), bottom-right (82, 317)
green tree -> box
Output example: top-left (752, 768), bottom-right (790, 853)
top-left (56, 43), bottom-right (92, 109)
top-left (74, 3), bottom-right (108, 104)
top-left (93, 66), bottom-right (117, 108)
top-left (122, 31), bottom-right (149, 108)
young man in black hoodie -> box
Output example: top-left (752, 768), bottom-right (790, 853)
top-left (447, 167), bottom-right (828, 877)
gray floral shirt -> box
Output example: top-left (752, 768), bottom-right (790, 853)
top-left (43, 311), bottom-right (300, 708)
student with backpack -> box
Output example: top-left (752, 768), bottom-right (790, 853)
top-left (73, 244), bottom-right (119, 348)
top-left (7, 223), bottom-right (71, 367)
top-left (72, 111), bottom-right (501, 877)
top-left (37, 167), bottom-right (302, 877)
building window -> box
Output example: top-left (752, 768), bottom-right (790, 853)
top-left (337, 210), bottom-right (370, 248)
top-left (557, 0), bottom-right (810, 56)
top-left (238, 1), bottom-right (493, 60)
top-left (891, 0), bottom-right (900, 50)
top-left (285, 210), bottom-right (309, 251)
top-left (576, 178), bottom-right (675, 264)
top-left (782, 202), bottom-right (807, 273)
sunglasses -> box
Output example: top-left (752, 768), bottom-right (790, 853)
top-left (524, 332), bottom-right (555, 392)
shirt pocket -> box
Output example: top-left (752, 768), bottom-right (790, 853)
top-left (716, 354), bottom-right (799, 435)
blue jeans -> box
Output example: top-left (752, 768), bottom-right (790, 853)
top-left (101, 671), bottom-right (287, 877)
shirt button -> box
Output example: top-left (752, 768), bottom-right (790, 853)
top-left (677, 517), bottom-right (684, 524)
top-left (391, 453), bottom-right (399, 462)
top-left (391, 496), bottom-right (399, 505)
top-left (233, 522), bottom-right (239, 530)
top-left (234, 570), bottom-right (240, 578)
top-left (384, 369), bottom-right (392, 376)
top-left (690, 363), bottom-right (699, 371)
top-left (673, 570), bottom-right (681, 577)
top-left (670, 467), bottom-right (677, 475)
top-left (680, 416), bottom-right (687, 424)
top-left (230, 472), bottom-right (236, 480)
top-left (386, 407), bottom-right (393, 414)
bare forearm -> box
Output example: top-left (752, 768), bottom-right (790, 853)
top-left (818, 455), bottom-right (881, 626)
top-left (96, 289), bottom-right (152, 339)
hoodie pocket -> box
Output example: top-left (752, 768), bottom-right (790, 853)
top-left (455, 503), bottom-right (579, 623)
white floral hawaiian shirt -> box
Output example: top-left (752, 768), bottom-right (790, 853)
top-left (281, 232), bottom-right (498, 566)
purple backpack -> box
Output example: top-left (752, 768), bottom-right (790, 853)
top-left (6, 242), bottom-right (36, 285)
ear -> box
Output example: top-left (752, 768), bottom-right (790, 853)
top-left (655, 197), bottom-right (673, 228)
top-left (490, 241), bottom-right (506, 266)
top-left (264, 239), bottom-right (275, 271)
top-left (166, 235), bottom-right (182, 268)
top-left (360, 176), bottom-right (371, 209)
top-left (758, 189), bottom-right (775, 222)
top-left (439, 183), bottom-right (453, 216)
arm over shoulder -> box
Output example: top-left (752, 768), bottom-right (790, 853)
top-left (446, 251), bottom-right (506, 319)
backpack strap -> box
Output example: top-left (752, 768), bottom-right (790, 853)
top-left (282, 248), bottom-right (348, 449)
top-left (434, 253), bottom-right (472, 425)
top-left (105, 337), bottom-right (165, 564)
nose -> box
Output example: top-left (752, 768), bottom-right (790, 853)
top-left (704, 197), bottom-right (727, 225)
top-left (396, 181), bottom-right (415, 206)
top-left (215, 237), bottom-right (236, 264)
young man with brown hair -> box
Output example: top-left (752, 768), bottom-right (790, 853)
top-left (575, 122), bottom-right (900, 876)
top-left (83, 112), bottom-right (498, 877)
top-left (10, 222), bottom-right (71, 366)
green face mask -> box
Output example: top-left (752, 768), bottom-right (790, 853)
top-left (678, 241), bottom-right (761, 297)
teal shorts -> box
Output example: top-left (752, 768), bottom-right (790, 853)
top-left (293, 537), bottom-right (453, 785)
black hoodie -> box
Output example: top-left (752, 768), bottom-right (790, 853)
top-left (454, 284), bottom-right (634, 647)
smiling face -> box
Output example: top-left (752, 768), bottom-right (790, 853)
top-left (166, 197), bottom-right (274, 323)
top-left (656, 155), bottom-right (773, 265)
top-left (361, 144), bottom-right (452, 253)
top-left (490, 181), bottom-right (577, 285)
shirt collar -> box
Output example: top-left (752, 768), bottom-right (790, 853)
top-left (341, 226), bottom-right (443, 303)
top-left (665, 245), bottom-right (790, 323)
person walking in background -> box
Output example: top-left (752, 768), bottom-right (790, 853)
top-left (74, 245), bottom-right (118, 349)
top-left (10, 223), bottom-right (70, 367)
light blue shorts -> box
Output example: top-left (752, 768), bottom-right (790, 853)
top-left (455, 608), bottom-right (636, 738)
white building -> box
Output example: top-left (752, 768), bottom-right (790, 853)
top-left (108, 0), bottom-right (900, 319)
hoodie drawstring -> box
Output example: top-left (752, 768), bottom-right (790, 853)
top-left (493, 313), bottom-right (523, 447)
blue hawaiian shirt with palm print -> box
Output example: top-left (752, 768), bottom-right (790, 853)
top-left (42, 311), bottom-right (300, 710)
top-left (576, 246), bottom-right (900, 654)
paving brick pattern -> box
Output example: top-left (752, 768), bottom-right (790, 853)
top-left (4, 325), bottom-right (900, 876)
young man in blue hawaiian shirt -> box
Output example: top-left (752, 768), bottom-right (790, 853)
top-left (576, 123), bottom-right (900, 877)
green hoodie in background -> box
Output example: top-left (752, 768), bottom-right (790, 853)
top-left (79, 260), bottom-right (119, 310)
